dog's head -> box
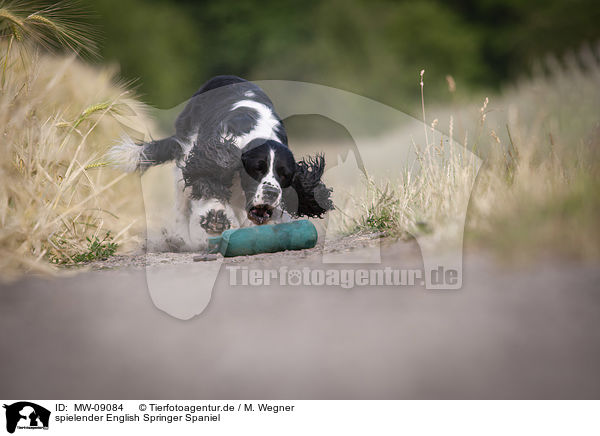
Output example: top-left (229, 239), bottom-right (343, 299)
top-left (240, 139), bottom-right (333, 225)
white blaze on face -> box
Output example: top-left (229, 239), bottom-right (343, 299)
top-left (230, 100), bottom-right (281, 148)
top-left (253, 148), bottom-right (282, 207)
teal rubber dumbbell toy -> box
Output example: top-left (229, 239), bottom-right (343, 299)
top-left (207, 220), bottom-right (318, 257)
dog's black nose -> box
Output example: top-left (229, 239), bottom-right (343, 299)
top-left (262, 185), bottom-right (280, 201)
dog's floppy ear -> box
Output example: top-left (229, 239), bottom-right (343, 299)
top-left (182, 135), bottom-right (242, 201)
top-left (283, 153), bottom-right (334, 217)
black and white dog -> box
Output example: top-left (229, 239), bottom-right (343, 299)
top-left (108, 75), bottom-right (333, 250)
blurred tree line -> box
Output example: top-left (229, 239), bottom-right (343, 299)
top-left (92, 0), bottom-right (600, 110)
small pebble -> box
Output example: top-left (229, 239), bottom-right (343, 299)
top-left (193, 253), bottom-right (220, 262)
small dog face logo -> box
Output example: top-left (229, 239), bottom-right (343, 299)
top-left (3, 402), bottom-right (50, 434)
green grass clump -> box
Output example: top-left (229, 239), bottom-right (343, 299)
top-left (49, 232), bottom-right (118, 265)
top-left (351, 180), bottom-right (402, 236)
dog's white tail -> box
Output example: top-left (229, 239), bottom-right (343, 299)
top-left (105, 135), bottom-right (145, 173)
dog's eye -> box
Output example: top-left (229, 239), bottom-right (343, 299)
top-left (255, 161), bottom-right (267, 173)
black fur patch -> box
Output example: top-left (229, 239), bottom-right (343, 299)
top-left (139, 136), bottom-right (183, 171)
top-left (283, 154), bottom-right (334, 218)
top-left (181, 135), bottom-right (242, 201)
top-left (223, 108), bottom-right (260, 137)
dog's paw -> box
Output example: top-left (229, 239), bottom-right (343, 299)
top-left (199, 209), bottom-right (231, 234)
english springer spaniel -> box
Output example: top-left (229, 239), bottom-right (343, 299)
top-left (108, 75), bottom-right (333, 251)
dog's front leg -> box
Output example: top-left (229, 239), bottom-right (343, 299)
top-left (162, 166), bottom-right (194, 252)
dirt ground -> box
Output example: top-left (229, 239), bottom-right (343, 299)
top-left (1, 238), bottom-right (599, 399)
top-left (87, 232), bottom-right (389, 269)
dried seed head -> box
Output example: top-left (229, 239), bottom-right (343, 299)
top-left (490, 130), bottom-right (501, 143)
top-left (480, 97), bottom-right (489, 123)
top-left (481, 97), bottom-right (489, 113)
top-left (446, 75), bottom-right (456, 93)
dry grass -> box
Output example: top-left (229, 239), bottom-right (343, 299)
top-left (466, 46), bottom-right (600, 259)
top-left (347, 141), bottom-right (478, 243)
top-left (346, 45), bottom-right (600, 260)
top-left (0, 38), bottom-right (150, 278)
top-left (342, 70), bottom-right (481, 244)
top-left (0, 1), bottom-right (98, 52)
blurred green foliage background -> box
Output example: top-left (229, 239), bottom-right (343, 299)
top-left (91, 0), bottom-right (600, 110)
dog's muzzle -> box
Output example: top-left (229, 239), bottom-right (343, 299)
top-left (247, 183), bottom-right (281, 225)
